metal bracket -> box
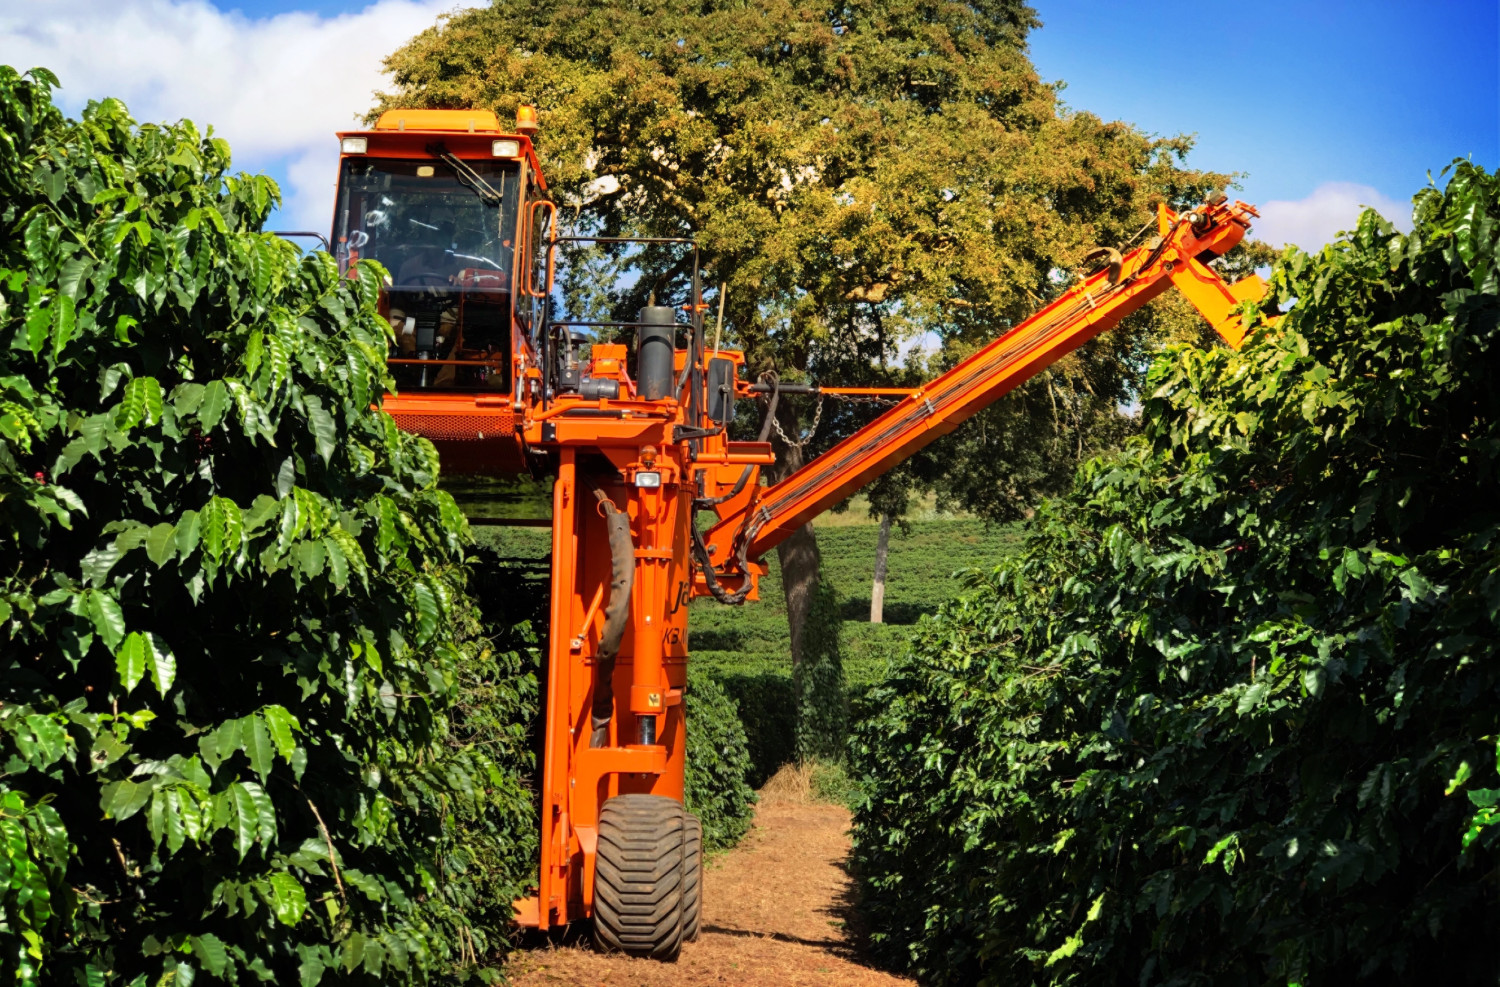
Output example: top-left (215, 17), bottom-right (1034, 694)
top-left (673, 425), bottom-right (722, 442)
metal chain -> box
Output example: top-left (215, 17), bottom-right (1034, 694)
top-left (770, 394), bottom-right (822, 448)
top-left (768, 388), bottom-right (903, 448)
top-left (826, 391), bottom-right (903, 408)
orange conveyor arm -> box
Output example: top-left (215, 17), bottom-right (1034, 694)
top-left (714, 198), bottom-right (1272, 562)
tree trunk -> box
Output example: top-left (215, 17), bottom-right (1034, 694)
top-left (870, 512), bottom-right (892, 623)
top-left (768, 401), bottom-right (823, 668)
top-left (777, 522), bottom-right (822, 666)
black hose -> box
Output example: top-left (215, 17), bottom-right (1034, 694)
top-left (695, 463), bottom-right (752, 508)
top-left (690, 523), bottom-right (754, 606)
top-left (590, 490), bottom-right (635, 747)
top-left (756, 371), bottom-right (781, 443)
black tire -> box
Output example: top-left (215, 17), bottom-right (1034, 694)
top-left (682, 813), bottom-right (703, 942)
top-left (593, 794), bottom-right (685, 960)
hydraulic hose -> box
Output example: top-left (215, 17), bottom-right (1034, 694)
top-left (688, 372), bottom-right (782, 603)
top-left (590, 490), bottom-right (635, 748)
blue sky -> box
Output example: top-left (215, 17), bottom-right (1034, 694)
top-left (3, 0), bottom-right (1496, 244)
top-left (1028, 0), bottom-right (1498, 218)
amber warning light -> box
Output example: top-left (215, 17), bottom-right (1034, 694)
top-left (516, 104), bottom-right (539, 135)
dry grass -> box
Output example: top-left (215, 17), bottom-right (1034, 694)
top-left (757, 762), bottom-right (817, 804)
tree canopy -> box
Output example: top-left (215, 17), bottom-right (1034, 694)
top-left (381, 0), bottom-right (1224, 361)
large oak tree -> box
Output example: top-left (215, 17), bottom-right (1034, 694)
top-left (376, 0), bottom-right (1234, 664)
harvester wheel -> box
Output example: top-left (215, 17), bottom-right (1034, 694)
top-left (682, 813), bottom-right (703, 942)
top-left (593, 795), bottom-right (685, 960)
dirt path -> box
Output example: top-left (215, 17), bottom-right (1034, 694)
top-left (506, 791), bottom-right (913, 986)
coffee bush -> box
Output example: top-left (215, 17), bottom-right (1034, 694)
top-left (0, 67), bottom-right (533, 985)
top-left (852, 162), bottom-right (1500, 986)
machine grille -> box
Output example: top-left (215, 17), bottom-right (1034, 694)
top-left (390, 410), bottom-right (515, 441)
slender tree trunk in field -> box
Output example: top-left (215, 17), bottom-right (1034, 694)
top-left (870, 512), bottom-right (892, 623)
top-left (777, 522), bottom-right (822, 667)
top-left (769, 403), bottom-right (823, 668)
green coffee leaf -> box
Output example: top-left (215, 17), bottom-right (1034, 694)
top-left (307, 402), bottom-right (336, 465)
top-left (190, 933), bottom-right (229, 977)
top-left (260, 706), bottom-right (299, 760)
top-left (86, 590), bottom-right (126, 650)
top-left (114, 376), bottom-right (163, 432)
top-left (101, 779), bottom-right (152, 821)
top-left (97, 361), bottom-right (131, 401)
top-left (22, 714), bottom-right (69, 768)
top-left (25, 304), bottom-right (49, 357)
top-left (145, 522), bottom-right (176, 566)
top-left (200, 496), bottom-right (243, 564)
top-left (412, 580), bottom-right (439, 645)
top-left (174, 509), bottom-right (201, 557)
top-left (172, 382), bottom-right (206, 416)
top-left (143, 632), bottom-right (176, 694)
top-left (226, 783), bottom-right (259, 860)
top-left (323, 535), bottom-right (349, 589)
top-left (50, 294), bottom-right (77, 358)
top-left (266, 872), bottom-right (307, 927)
top-left (115, 632), bottom-right (146, 693)
top-left (198, 379), bottom-right (229, 431)
top-left (242, 715), bottom-right (275, 780)
top-left (58, 256), bottom-right (91, 299)
top-left (80, 541), bottom-right (124, 585)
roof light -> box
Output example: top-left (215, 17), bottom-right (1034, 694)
top-left (516, 104), bottom-right (540, 136)
top-left (341, 137), bottom-right (368, 154)
top-left (493, 139), bottom-right (521, 157)
top-left (634, 471), bottom-right (661, 489)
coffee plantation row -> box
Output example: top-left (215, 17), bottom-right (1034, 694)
top-left (851, 162), bottom-right (1500, 985)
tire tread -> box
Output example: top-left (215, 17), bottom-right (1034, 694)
top-left (592, 795), bottom-right (685, 960)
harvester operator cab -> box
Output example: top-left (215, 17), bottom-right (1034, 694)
top-left (331, 110), bottom-right (540, 394)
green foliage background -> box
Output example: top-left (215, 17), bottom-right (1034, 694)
top-left (680, 513), bottom-right (1019, 783)
top-left (793, 577), bottom-right (847, 764)
top-left (682, 674), bottom-right (756, 852)
top-left (851, 162), bottom-right (1500, 985)
top-left (0, 68), bottom-right (536, 985)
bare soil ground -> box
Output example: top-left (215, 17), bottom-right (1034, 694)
top-left (505, 769), bottom-right (913, 986)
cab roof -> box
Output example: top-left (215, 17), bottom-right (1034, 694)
top-left (339, 108), bottom-right (547, 191)
top-left (372, 109), bottom-right (502, 133)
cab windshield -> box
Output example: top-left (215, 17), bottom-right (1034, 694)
top-left (332, 155), bottom-right (521, 391)
top-left (333, 155), bottom-right (520, 280)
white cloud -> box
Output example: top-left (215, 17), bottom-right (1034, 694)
top-left (1253, 181), bottom-right (1413, 250)
top-left (1, 0), bottom-right (474, 228)
top-left (283, 146), bottom-right (342, 234)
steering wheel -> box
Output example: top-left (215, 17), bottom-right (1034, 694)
top-left (399, 273), bottom-right (453, 287)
